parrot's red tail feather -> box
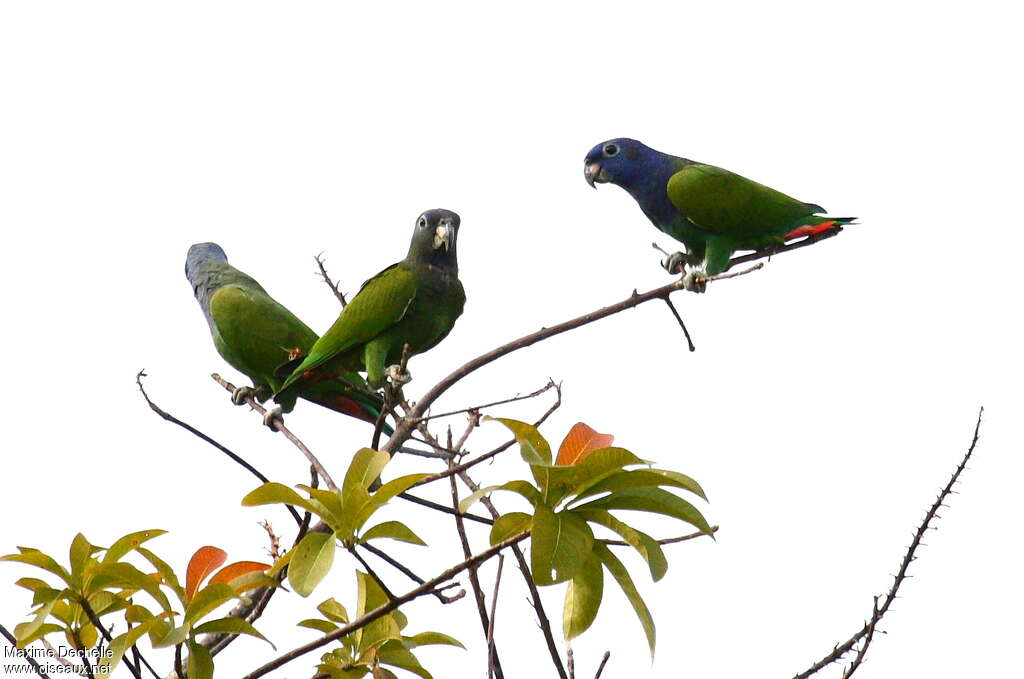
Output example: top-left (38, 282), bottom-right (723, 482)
top-left (784, 220), bottom-right (839, 241)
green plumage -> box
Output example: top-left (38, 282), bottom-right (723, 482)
top-left (277, 209), bottom-right (465, 398)
top-left (186, 243), bottom-right (384, 426)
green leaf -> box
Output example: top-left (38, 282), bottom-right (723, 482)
top-left (317, 597), bottom-right (350, 623)
top-left (14, 577), bottom-right (51, 592)
top-left (489, 512), bottom-right (532, 546)
top-left (373, 473), bottom-right (432, 504)
top-left (135, 546), bottom-right (185, 604)
top-left (343, 448), bottom-right (391, 496)
top-left (563, 549), bottom-right (604, 640)
top-left (69, 533), bottom-right (96, 583)
top-left (90, 562), bottom-right (174, 617)
top-left (573, 469), bottom-right (707, 503)
top-left (295, 486), bottom-right (345, 528)
top-left (488, 417), bottom-right (552, 465)
top-left (242, 482), bottom-right (320, 515)
top-left (15, 594), bottom-right (62, 645)
top-left (184, 583), bottom-right (237, 627)
top-left (1, 548), bottom-right (72, 584)
top-left (530, 505), bottom-right (594, 585)
top-left (575, 509), bottom-right (668, 581)
top-left (187, 639), bottom-right (215, 679)
top-left (298, 618), bottom-right (337, 633)
top-left (377, 641), bottom-right (433, 679)
top-left (152, 624), bottom-right (189, 648)
top-left (459, 480), bottom-right (540, 514)
top-left (593, 543), bottom-right (655, 656)
top-left (103, 530), bottom-right (167, 564)
top-left (360, 521), bottom-right (427, 546)
top-left (99, 618), bottom-right (159, 678)
top-left (12, 622), bottom-right (62, 647)
top-left (403, 631), bottom-right (465, 649)
top-left (574, 487), bottom-right (713, 535)
top-left (193, 616), bottom-right (274, 648)
top-left (289, 531), bottom-right (336, 597)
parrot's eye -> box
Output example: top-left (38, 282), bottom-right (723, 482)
top-left (603, 143), bottom-right (620, 157)
top-left (417, 216), bottom-right (428, 229)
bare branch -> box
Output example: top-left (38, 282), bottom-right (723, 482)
top-left (211, 373), bottom-right (339, 491)
top-left (358, 542), bottom-right (465, 604)
top-left (380, 273), bottom-right (746, 454)
top-left (240, 532), bottom-right (529, 679)
top-left (0, 623), bottom-right (52, 678)
top-left (420, 380), bottom-right (557, 422)
top-left (136, 371), bottom-right (304, 529)
top-left (793, 406), bottom-right (983, 679)
top-left (602, 525), bottom-right (719, 547)
top-left (594, 651), bottom-right (611, 679)
top-left (314, 252), bottom-right (347, 307)
top-left (486, 556), bottom-right (506, 679)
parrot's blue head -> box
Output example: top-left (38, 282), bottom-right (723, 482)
top-left (584, 138), bottom-right (682, 226)
top-left (185, 242), bottom-right (228, 280)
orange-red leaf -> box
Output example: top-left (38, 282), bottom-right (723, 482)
top-left (556, 423), bottom-right (614, 466)
top-left (208, 561), bottom-right (271, 588)
top-left (185, 546), bottom-right (227, 603)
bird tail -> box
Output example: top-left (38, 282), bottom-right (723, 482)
top-left (299, 380), bottom-right (394, 436)
top-left (784, 216), bottom-right (856, 241)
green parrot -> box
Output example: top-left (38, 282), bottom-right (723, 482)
top-left (275, 209), bottom-right (465, 408)
top-left (584, 138), bottom-right (855, 290)
top-left (185, 242), bottom-right (388, 430)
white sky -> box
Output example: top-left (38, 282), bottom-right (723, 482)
top-left (1, 2), bottom-right (1021, 678)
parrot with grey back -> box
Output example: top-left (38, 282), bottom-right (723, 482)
top-left (274, 208), bottom-right (465, 414)
top-left (584, 138), bottom-right (855, 290)
top-left (185, 242), bottom-right (389, 430)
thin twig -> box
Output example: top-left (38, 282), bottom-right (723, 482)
top-left (567, 647), bottom-right (575, 679)
top-left (136, 371), bottom-right (303, 527)
top-left (602, 525), bottom-right (719, 547)
top-left (661, 297), bottom-right (696, 351)
top-left (842, 597), bottom-right (881, 679)
top-left (78, 598), bottom-right (144, 679)
top-left (211, 373), bottom-right (339, 491)
top-left (314, 252), bottom-right (347, 307)
top-left (792, 407), bottom-right (983, 679)
top-left (240, 532), bottom-right (529, 679)
top-left (358, 542), bottom-right (464, 604)
top-left (0, 623), bottom-right (52, 678)
top-left (449, 463), bottom-right (505, 679)
top-left (458, 470), bottom-right (569, 679)
top-left (486, 555), bottom-right (505, 679)
top-left (419, 381), bottom-right (557, 422)
top-left (69, 628), bottom-right (94, 679)
top-left (594, 651), bottom-right (611, 679)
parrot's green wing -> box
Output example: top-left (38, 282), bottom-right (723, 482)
top-left (209, 284), bottom-right (318, 391)
top-left (278, 263), bottom-right (418, 392)
top-left (666, 164), bottom-right (822, 240)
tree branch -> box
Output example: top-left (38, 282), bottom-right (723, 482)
top-left (135, 371), bottom-right (304, 529)
top-left (0, 623), bottom-right (52, 678)
top-left (211, 373), bottom-right (339, 491)
top-left (239, 532), bottom-right (529, 679)
top-left (792, 406), bottom-right (983, 678)
top-left (314, 252), bottom-right (347, 307)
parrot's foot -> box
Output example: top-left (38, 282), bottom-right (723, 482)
top-left (231, 386), bottom-right (259, 406)
top-left (385, 364), bottom-right (413, 386)
top-left (262, 406), bottom-right (284, 430)
top-left (682, 270), bottom-right (708, 293)
top-left (661, 251), bottom-right (688, 276)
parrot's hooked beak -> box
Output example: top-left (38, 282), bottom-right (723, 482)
top-left (434, 220), bottom-right (454, 252)
top-left (584, 161), bottom-right (608, 188)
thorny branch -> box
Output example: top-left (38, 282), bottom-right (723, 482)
top-left (792, 407), bottom-right (984, 679)
top-left (314, 252), bottom-right (347, 307)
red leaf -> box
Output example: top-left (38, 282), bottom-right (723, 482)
top-left (185, 546), bottom-right (227, 603)
top-left (556, 422), bottom-right (614, 466)
top-left (208, 561), bottom-right (271, 588)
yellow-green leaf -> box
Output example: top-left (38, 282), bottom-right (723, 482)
top-left (488, 512), bottom-right (532, 546)
top-left (187, 639), bottom-right (214, 679)
top-left (563, 549), bottom-right (604, 640)
top-left (530, 505), bottom-right (594, 585)
top-left (289, 532), bottom-right (336, 597)
top-left (488, 417), bottom-right (552, 465)
top-left (193, 616), bottom-right (274, 648)
top-left (360, 521), bottom-right (426, 546)
top-left (103, 530), bottom-right (166, 564)
top-left (593, 543), bottom-right (655, 656)
top-left (183, 583), bottom-right (237, 627)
